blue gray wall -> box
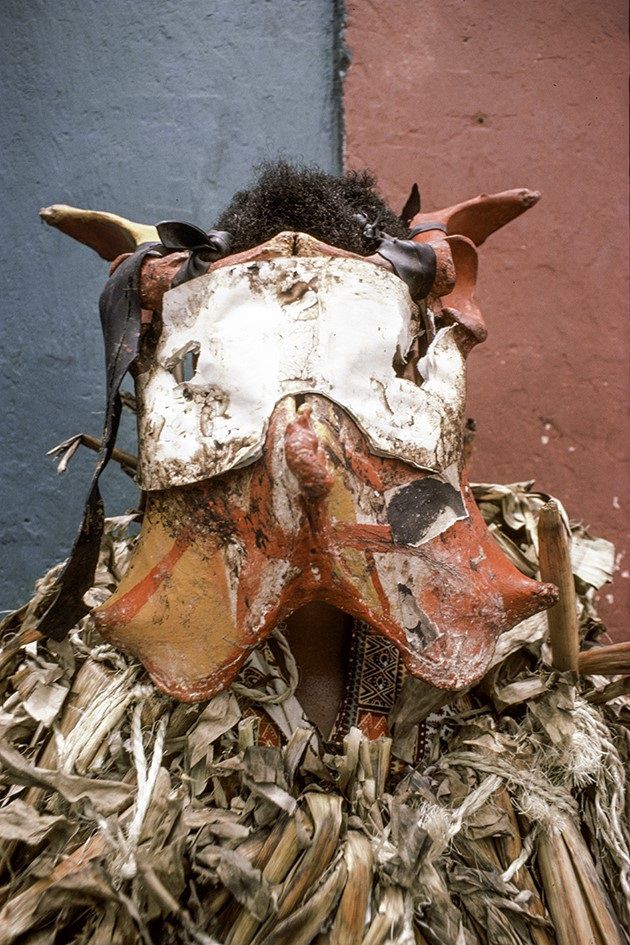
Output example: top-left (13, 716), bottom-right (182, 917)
top-left (1, 0), bottom-right (343, 612)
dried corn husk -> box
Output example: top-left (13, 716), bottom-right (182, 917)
top-left (0, 484), bottom-right (626, 945)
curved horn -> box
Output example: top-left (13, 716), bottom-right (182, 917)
top-left (409, 188), bottom-right (540, 247)
top-left (39, 204), bottom-right (159, 261)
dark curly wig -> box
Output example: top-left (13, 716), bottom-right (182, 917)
top-left (214, 160), bottom-right (409, 256)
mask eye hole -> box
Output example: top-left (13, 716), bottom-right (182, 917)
top-left (168, 345), bottom-right (200, 383)
top-left (393, 306), bottom-right (433, 387)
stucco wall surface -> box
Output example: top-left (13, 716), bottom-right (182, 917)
top-left (0, 0), bottom-right (341, 611)
top-left (344, 0), bottom-right (629, 638)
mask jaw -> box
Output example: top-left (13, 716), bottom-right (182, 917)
top-left (95, 389), bottom-right (556, 703)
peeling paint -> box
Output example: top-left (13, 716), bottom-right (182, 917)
top-left (386, 477), bottom-right (467, 546)
top-left (94, 223), bottom-right (557, 700)
top-left (96, 395), bottom-right (556, 699)
top-left (137, 255), bottom-right (466, 490)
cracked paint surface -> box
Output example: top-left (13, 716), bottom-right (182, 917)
top-left (93, 218), bottom-right (559, 700)
top-left (136, 257), bottom-right (466, 490)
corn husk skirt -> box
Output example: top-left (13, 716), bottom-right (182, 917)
top-left (0, 482), bottom-right (627, 945)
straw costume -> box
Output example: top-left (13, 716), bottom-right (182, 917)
top-left (0, 163), bottom-right (627, 944)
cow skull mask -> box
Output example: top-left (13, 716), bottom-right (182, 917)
top-left (38, 170), bottom-right (556, 702)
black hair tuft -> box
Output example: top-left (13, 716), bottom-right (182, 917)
top-left (214, 159), bottom-right (408, 255)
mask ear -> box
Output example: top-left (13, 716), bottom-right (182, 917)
top-left (400, 182), bottom-right (421, 225)
top-left (440, 235), bottom-right (487, 350)
top-left (39, 204), bottom-right (159, 261)
top-left (408, 188), bottom-right (540, 246)
top-left (156, 220), bottom-right (209, 250)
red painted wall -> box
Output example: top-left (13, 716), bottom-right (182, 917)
top-left (344, 0), bottom-right (629, 640)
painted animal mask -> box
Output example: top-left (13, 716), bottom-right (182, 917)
top-left (38, 180), bottom-right (556, 701)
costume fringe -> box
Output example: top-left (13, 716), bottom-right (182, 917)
top-left (0, 484), bottom-right (627, 945)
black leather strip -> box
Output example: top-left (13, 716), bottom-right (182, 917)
top-left (376, 239), bottom-right (437, 301)
top-left (36, 242), bottom-right (165, 640)
top-left (355, 213), bottom-right (438, 300)
top-left (156, 222), bottom-right (232, 288)
top-left (408, 222), bottom-right (447, 237)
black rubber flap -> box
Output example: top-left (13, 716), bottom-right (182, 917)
top-left (36, 242), bottom-right (164, 640)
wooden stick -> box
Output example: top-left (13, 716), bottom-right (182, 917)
top-left (78, 433), bottom-right (138, 471)
top-left (561, 817), bottom-right (625, 945)
top-left (48, 432), bottom-right (138, 473)
top-left (493, 789), bottom-right (556, 945)
top-left (537, 827), bottom-right (598, 945)
top-left (578, 643), bottom-right (630, 677)
top-left (537, 501), bottom-right (579, 672)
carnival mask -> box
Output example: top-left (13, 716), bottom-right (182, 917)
top-left (38, 174), bottom-right (556, 702)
